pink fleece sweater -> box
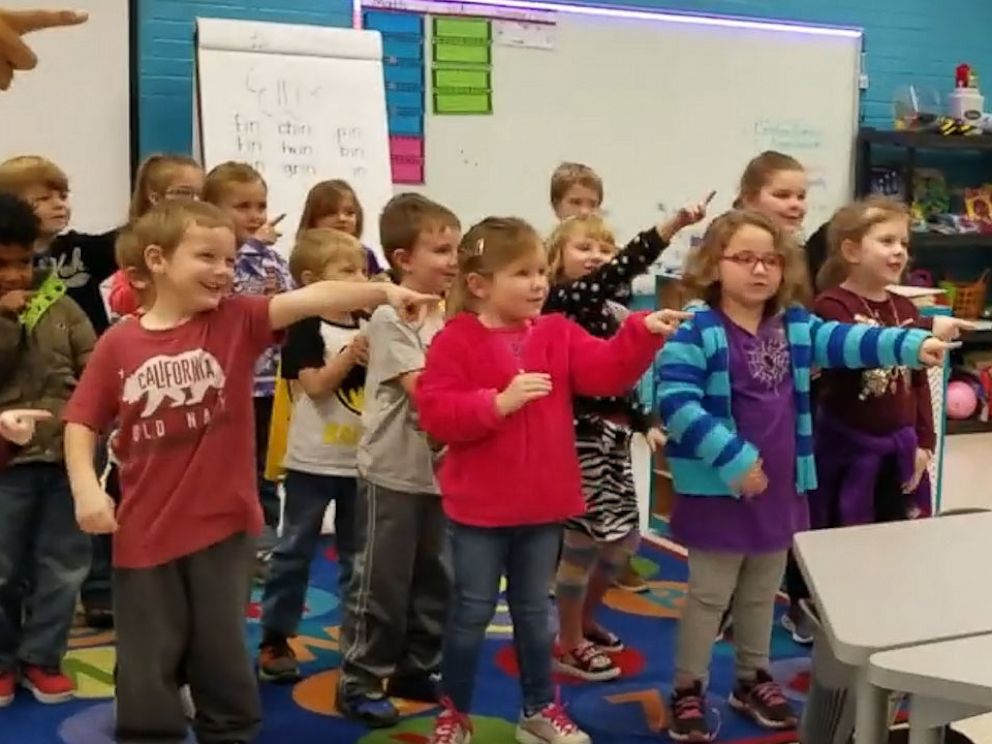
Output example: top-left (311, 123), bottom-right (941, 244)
top-left (415, 311), bottom-right (662, 528)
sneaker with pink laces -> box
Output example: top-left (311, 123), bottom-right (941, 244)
top-left (430, 700), bottom-right (473, 744)
top-left (0, 668), bottom-right (14, 707)
top-left (729, 669), bottom-right (797, 730)
top-left (515, 700), bottom-right (590, 744)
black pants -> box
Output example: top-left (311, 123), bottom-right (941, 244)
top-left (113, 533), bottom-right (262, 744)
top-left (253, 395), bottom-right (280, 532)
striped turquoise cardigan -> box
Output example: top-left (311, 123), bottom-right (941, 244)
top-left (655, 302), bottom-right (931, 497)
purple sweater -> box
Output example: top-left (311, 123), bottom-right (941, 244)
top-left (670, 314), bottom-right (809, 554)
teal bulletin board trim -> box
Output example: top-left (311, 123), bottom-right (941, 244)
top-left (921, 304), bottom-right (951, 514)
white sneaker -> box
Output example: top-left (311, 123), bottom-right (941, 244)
top-left (179, 684), bottom-right (196, 719)
top-left (516, 702), bottom-right (590, 744)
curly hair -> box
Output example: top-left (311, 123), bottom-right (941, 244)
top-left (0, 193), bottom-right (40, 248)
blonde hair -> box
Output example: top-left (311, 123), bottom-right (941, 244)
top-left (546, 214), bottom-right (616, 281)
top-left (297, 180), bottom-right (364, 239)
top-left (289, 228), bottom-right (365, 286)
top-left (816, 197), bottom-right (910, 291)
top-left (447, 217), bottom-right (544, 317)
top-left (549, 162), bottom-right (603, 207)
top-left (116, 201), bottom-right (234, 282)
top-left (130, 154), bottom-right (202, 220)
top-left (734, 151), bottom-right (804, 208)
top-left (0, 155), bottom-right (69, 196)
top-left (379, 192), bottom-right (460, 274)
top-left (202, 161), bottom-right (265, 205)
top-left (683, 209), bottom-right (811, 312)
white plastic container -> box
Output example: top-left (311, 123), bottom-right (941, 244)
top-left (948, 86), bottom-right (985, 122)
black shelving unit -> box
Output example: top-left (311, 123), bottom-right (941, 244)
top-left (857, 129), bottom-right (992, 436)
top-left (912, 233), bottom-right (992, 250)
top-left (856, 127), bottom-right (992, 203)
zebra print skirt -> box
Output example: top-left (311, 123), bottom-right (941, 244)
top-left (567, 420), bottom-right (640, 542)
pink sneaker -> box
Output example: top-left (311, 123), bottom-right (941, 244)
top-left (430, 698), bottom-right (473, 744)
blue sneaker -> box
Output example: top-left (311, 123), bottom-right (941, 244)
top-left (338, 690), bottom-right (399, 728)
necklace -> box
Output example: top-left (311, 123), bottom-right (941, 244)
top-left (854, 290), bottom-right (903, 327)
top-left (849, 288), bottom-right (911, 400)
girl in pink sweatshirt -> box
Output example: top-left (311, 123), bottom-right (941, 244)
top-left (414, 216), bottom-right (688, 744)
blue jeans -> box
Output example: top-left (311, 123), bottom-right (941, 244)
top-left (0, 463), bottom-right (91, 669)
top-left (261, 470), bottom-right (357, 637)
top-left (442, 520), bottom-right (562, 714)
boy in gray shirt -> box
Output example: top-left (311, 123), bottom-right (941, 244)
top-left (338, 194), bottom-right (460, 728)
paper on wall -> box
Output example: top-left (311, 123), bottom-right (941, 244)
top-left (493, 20), bottom-right (556, 50)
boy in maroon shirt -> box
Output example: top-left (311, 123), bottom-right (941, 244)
top-left (62, 200), bottom-right (437, 743)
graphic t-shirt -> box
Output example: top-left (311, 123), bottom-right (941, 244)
top-left (62, 295), bottom-right (277, 569)
top-left (281, 314), bottom-right (366, 477)
top-left (358, 304), bottom-right (443, 494)
top-left (36, 229), bottom-right (118, 335)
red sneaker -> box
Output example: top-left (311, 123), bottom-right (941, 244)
top-left (20, 663), bottom-right (74, 704)
top-left (0, 668), bottom-right (14, 707)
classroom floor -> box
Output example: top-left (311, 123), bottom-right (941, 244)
top-left (938, 432), bottom-right (992, 744)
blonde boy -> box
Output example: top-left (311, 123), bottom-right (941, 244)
top-left (257, 229), bottom-right (369, 683)
top-left (62, 201), bottom-right (436, 743)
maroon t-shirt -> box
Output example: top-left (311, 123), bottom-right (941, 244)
top-left (63, 295), bottom-right (277, 568)
top-left (814, 286), bottom-right (935, 450)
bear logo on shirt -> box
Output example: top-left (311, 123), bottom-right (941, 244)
top-left (123, 350), bottom-right (227, 418)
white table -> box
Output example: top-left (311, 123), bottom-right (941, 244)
top-left (870, 635), bottom-right (992, 744)
top-left (793, 513), bottom-right (992, 744)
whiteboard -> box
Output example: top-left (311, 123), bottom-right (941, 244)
top-left (195, 19), bottom-right (393, 262)
top-left (408, 10), bottom-right (861, 271)
top-left (0, 0), bottom-right (130, 232)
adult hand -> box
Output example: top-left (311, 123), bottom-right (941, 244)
top-left (0, 9), bottom-right (89, 90)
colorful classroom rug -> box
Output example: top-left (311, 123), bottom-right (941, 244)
top-left (3, 535), bottom-right (813, 744)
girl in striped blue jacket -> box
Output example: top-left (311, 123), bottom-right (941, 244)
top-left (655, 209), bottom-right (948, 742)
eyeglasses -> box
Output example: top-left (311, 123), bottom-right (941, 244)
top-left (721, 252), bottom-right (785, 271)
top-left (164, 187), bottom-right (201, 200)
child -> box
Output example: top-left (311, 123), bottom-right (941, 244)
top-left (812, 198), bottom-right (939, 527)
top-left (0, 155), bottom-right (117, 334)
top-left (62, 200), bottom-right (437, 743)
top-left (0, 192), bottom-right (95, 706)
top-left (337, 193), bottom-right (459, 727)
top-left (297, 179), bottom-right (384, 278)
top-left (656, 209), bottom-right (948, 742)
top-left (548, 160), bottom-right (645, 593)
top-left (544, 201), bottom-right (709, 681)
top-left (204, 161), bottom-right (293, 575)
top-left (550, 162), bottom-right (603, 221)
top-left (79, 154), bottom-right (205, 629)
top-left (257, 228), bottom-right (368, 683)
top-left (107, 154), bottom-right (204, 318)
top-left (415, 216), bottom-right (689, 744)
top-left (728, 150), bottom-right (815, 642)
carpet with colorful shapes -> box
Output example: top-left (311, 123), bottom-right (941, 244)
top-left (4, 535), bottom-right (813, 744)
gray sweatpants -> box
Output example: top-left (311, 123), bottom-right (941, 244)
top-left (338, 479), bottom-right (450, 697)
top-left (675, 548), bottom-right (788, 683)
top-left (113, 532), bottom-right (262, 744)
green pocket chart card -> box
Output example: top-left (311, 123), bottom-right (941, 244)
top-left (431, 16), bottom-right (493, 115)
